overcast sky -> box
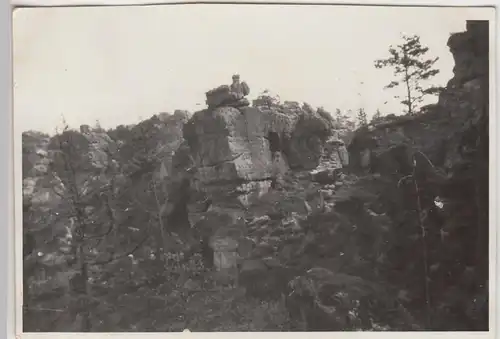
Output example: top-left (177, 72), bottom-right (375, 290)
top-left (13, 5), bottom-right (492, 134)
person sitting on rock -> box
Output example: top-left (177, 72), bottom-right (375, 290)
top-left (230, 74), bottom-right (244, 99)
top-left (230, 74), bottom-right (250, 100)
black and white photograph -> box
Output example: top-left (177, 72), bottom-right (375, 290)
top-left (15, 4), bottom-right (493, 333)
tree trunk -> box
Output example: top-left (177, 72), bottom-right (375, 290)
top-left (404, 65), bottom-right (413, 115)
top-left (76, 245), bottom-right (92, 331)
top-left (153, 182), bottom-right (168, 263)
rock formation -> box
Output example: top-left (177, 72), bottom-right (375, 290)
top-left (348, 20), bottom-right (488, 175)
top-left (310, 132), bottom-right (349, 184)
top-left (22, 131), bottom-right (52, 178)
top-left (80, 124), bottom-right (117, 170)
top-left (150, 111), bottom-right (190, 181)
top-left (205, 74), bottom-right (251, 109)
top-left (169, 83), bottom-right (344, 280)
top-left (337, 20), bottom-right (489, 330)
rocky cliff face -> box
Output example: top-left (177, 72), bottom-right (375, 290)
top-left (172, 104), bottom-right (340, 265)
top-left (348, 20), bottom-right (488, 174)
top-left (343, 20), bottom-right (489, 330)
top-left (183, 106), bottom-right (293, 183)
top-left (183, 105), bottom-right (335, 184)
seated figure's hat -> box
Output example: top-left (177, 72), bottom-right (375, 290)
top-left (232, 74), bottom-right (240, 79)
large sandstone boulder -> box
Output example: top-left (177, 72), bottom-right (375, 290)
top-left (310, 133), bottom-right (349, 183)
top-left (284, 111), bottom-right (335, 170)
top-left (173, 103), bottom-right (337, 278)
top-left (183, 105), bottom-right (337, 184)
top-left (206, 85), bottom-right (250, 109)
top-left (183, 106), bottom-right (296, 183)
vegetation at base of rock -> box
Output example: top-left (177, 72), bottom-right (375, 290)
top-left (23, 21), bottom-right (488, 332)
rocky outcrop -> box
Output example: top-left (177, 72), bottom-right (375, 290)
top-left (22, 131), bottom-right (51, 178)
top-left (151, 111), bottom-right (190, 180)
top-left (81, 126), bottom-right (117, 170)
top-left (310, 132), bottom-right (349, 184)
top-left (284, 111), bottom-right (334, 169)
top-left (184, 106), bottom-right (294, 183)
top-left (206, 85), bottom-right (250, 109)
top-left (110, 111), bottom-right (189, 186)
top-left (206, 75), bottom-right (251, 109)
top-left (348, 20), bottom-right (488, 175)
top-left (182, 104), bottom-right (337, 183)
top-left (338, 20), bottom-right (489, 330)
top-left (168, 98), bottom-right (342, 281)
top-left (446, 21), bottom-right (488, 90)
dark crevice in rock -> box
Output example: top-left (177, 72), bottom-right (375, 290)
top-left (165, 177), bottom-right (192, 232)
top-left (267, 132), bottom-right (281, 154)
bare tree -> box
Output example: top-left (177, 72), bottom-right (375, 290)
top-left (49, 121), bottom-right (150, 331)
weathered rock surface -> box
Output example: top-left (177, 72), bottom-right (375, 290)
top-left (170, 97), bottom-right (343, 278)
top-left (348, 23), bottom-right (488, 177)
top-left (332, 20), bottom-right (490, 330)
top-left (150, 111), bottom-right (190, 180)
top-left (22, 131), bottom-right (52, 177)
top-left (310, 132), bottom-right (349, 184)
top-left (184, 106), bottom-right (294, 183)
top-left (206, 85), bottom-right (250, 109)
top-left (81, 126), bottom-right (117, 170)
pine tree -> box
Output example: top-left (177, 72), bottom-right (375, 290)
top-left (371, 109), bottom-right (382, 123)
top-left (334, 108), bottom-right (343, 125)
top-left (254, 89), bottom-right (280, 108)
top-left (345, 109), bottom-right (357, 130)
top-left (332, 108), bottom-right (356, 131)
top-left (356, 108), bottom-right (368, 127)
top-left (374, 34), bottom-right (443, 115)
